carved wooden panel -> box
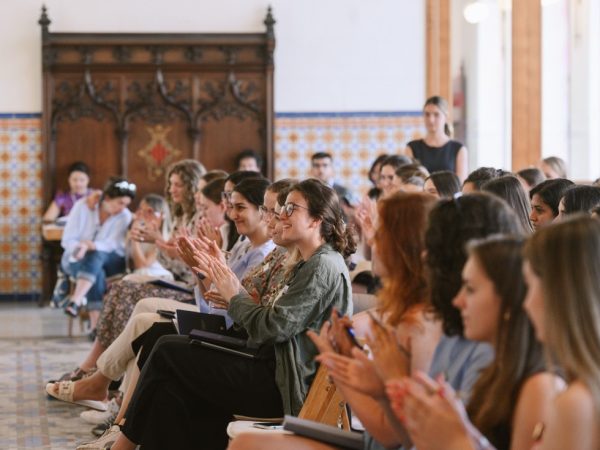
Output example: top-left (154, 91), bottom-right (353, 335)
top-left (40, 6), bottom-right (275, 206)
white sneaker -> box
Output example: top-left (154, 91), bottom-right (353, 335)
top-left (76, 425), bottom-right (120, 449)
top-left (80, 398), bottom-right (120, 425)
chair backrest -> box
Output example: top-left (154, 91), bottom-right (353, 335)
top-left (298, 364), bottom-right (350, 430)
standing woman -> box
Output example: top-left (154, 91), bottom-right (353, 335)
top-left (405, 96), bottom-right (468, 182)
top-left (523, 216), bottom-right (600, 450)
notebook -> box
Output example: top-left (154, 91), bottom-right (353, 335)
top-left (283, 416), bottom-right (363, 450)
top-left (175, 309), bottom-right (227, 335)
top-left (147, 279), bottom-right (194, 295)
top-left (189, 328), bottom-right (259, 360)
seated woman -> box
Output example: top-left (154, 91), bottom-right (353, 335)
top-left (528, 178), bottom-right (573, 230)
top-left (61, 177), bottom-right (135, 327)
top-left (387, 236), bottom-right (562, 450)
top-left (523, 216), bottom-right (600, 449)
top-left (104, 179), bottom-right (354, 450)
top-left (538, 156), bottom-right (567, 179)
top-left (482, 175), bottom-right (534, 234)
top-left (555, 185), bottom-right (600, 220)
top-left (516, 167), bottom-right (545, 192)
top-left (126, 194), bottom-right (172, 280)
top-left (394, 164), bottom-right (429, 193)
top-left (423, 170), bottom-right (461, 199)
top-left (43, 161), bottom-right (92, 222)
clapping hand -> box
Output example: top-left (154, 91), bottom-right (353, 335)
top-left (156, 237), bottom-right (179, 259)
top-left (204, 289), bottom-right (229, 309)
top-left (316, 349), bottom-right (386, 398)
top-left (196, 217), bottom-right (223, 248)
top-left (367, 312), bottom-right (411, 381)
top-left (355, 196), bottom-right (377, 244)
top-left (386, 373), bottom-right (473, 450)
top-left (205, 257), bottom-right (240, 303)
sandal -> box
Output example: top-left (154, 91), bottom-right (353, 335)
top-left (48, 366), bottom-right (95, 384)
top-left (64, 301), bottom-right (80, 318)
top-left (45, 381), bottom-right (107, 411)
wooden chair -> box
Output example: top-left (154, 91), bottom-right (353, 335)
top-left (66, 273), bottom-right (125, 337)
top-left (227, 364), bottom-right (350, 439)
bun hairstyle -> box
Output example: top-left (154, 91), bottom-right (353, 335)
top-left (289, 179), bottom-right (357, 259)
top-left (424, 95), bottom-right (452, 137)
top-left (102, 176), bottom-right (136, 200)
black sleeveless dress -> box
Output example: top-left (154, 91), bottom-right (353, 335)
top-left (407, 139), bottom-right (463, 173)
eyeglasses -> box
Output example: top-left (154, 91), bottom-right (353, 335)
top-left (281, 202), bottom-right (310, 218)
top-left (221, 191), bottom-right (232, 202)
top-left (259, 205), bottom-right (278, 219)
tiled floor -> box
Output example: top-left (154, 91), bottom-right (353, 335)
top-left (0, 302), bottom-right (98, 449)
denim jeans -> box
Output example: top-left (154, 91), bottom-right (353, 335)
top-left (61, 250), bottom-right (125, 310)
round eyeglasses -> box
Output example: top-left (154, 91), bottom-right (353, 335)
top-left (281, 202), bottom-right (310, 218)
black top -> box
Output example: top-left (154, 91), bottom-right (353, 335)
top-left (407, 139), bottom-right (463, 173)
top-left (485, 359), bottom-right (547, 450)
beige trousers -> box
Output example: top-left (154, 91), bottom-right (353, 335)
top-left (96, 296), bottom-right (198, 391)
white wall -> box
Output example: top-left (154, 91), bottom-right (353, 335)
top-left (0, 0), bottom-right (425, 113)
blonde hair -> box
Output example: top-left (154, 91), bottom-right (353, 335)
top-left (542, 156), bottom-right (568, 178)
top-left (524, 216), bottom-right (600, 423)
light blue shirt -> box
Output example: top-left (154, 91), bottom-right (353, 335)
top-left (195, 236), bottom-right (276, 326)
top-left (61, 198), bottom-right (132, 258)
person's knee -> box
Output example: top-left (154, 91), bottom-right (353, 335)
top-left (132, 297), bottom-right (159, 316)
top-left (130, 312), bottom-right (161, 337)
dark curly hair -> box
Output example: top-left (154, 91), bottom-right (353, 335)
top-left (425, 193), bottom-right (523, 336)
top-left (290, 179), bottom-right (357, 259)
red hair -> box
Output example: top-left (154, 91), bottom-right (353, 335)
top-left (375, 192), bottom-right (436, 326)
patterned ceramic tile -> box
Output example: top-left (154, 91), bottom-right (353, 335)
top-left (0, 116), bottom-right (42, 299)
top-left (274, 112), bottom-right (424, 196)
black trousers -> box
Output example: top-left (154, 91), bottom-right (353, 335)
top-left (121, 335), bottom-right (284, 450)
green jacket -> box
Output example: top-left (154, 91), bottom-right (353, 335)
top-left (228, 243), bottom-right (352, 415)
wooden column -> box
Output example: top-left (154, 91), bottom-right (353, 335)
top-left (426, 0), bottom-right (452, 104)
top-left (512, 0), bottom-right (541, 170)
